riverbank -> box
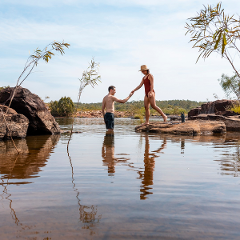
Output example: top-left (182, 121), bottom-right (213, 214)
top-left (74, 110), bottom-right (132, 118)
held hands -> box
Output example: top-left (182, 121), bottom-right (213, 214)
top-left (129, 92), bottom-right (134, 97)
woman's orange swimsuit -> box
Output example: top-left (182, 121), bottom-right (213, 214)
top-left (143, 75), bottom-right (154, 97)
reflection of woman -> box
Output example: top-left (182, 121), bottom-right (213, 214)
top-left (131, 65), bottom-right (167, 126)
top-left (140, 134), bottom-right (167, 200)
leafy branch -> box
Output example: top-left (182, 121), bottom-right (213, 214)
top-left (185, 2), bottom-right (240, 78)
top-left (67, 58), bottom-right (101, 151)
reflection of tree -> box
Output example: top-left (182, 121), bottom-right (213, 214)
top-left (0, 135), bottom-right (60, 233)
top-left (102, 133), bottom-right (130, 176)
top-left (67, 139), bottom-right (101, 235)
top-left (138, 134), bottom-right (167, 200)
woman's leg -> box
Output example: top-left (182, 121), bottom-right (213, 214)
top-left (144, 95), bottom-right (150, 125)
top-left (149, 92), bottom-right (167, 122)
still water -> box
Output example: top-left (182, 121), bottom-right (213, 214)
top-left (1, 118), bottom-right (240, 240)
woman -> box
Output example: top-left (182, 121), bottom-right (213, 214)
top-left (131, 65), bottom-right (167, 125)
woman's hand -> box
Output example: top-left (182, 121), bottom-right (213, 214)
top-left (130, 90), bottom-right (135, 95)
top-left (148, 91), bottom-right (153, 98)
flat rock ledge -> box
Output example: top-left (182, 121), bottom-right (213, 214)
top-left (135, 120), bottom-right (226, 136)
top-left (190, 114), bottom-right (240, 131)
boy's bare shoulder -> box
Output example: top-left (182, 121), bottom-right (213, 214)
top-left (102, 94), bottom-right (108, 101)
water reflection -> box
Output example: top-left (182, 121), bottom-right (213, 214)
top-left (0, 135), bottom-right (60, 181)
top-left (138, 134), bottom-right (167, 200)
top-left (0, 135), bottom-right (60, 233)
top-left (67, 139), bottom-right (102, 235)
top-left (213, 132), bottom-right (240, 177)
top-left (102, 133), bottom-right (130, 176)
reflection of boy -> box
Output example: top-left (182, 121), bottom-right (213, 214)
top-left (102, 86), bottom-right (133, 132)
top-left (102, 134), bottom-right (115, 176)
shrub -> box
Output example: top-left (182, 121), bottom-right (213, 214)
top-left (49, 97), bottom-right (75, 117)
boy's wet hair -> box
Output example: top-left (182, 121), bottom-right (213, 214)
top-left (108, 85), bottom-right (116, 92)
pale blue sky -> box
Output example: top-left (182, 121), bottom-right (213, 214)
top-left (0, 0), bottom-right (239, 103)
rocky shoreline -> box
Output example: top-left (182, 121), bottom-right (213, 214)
top-left (74, 110), bottom-right (132, 118)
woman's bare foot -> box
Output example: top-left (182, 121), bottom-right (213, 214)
top-left (140, 122), bottom-right (149, 127)
top-left (163, 115), bottom-right (167, 122)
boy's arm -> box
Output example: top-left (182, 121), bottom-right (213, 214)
top-left (112, 92), bottom-right (133, 104)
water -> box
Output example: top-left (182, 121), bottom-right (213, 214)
top-left (1, 118), bottom-right (240, 239)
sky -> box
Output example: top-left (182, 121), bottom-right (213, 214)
top-left (0, 0), bottom-right (240, 103)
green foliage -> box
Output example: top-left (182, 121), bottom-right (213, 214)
top-left (231, 104), bottom-right (240, 114)
top-left (185, 2), bottom-right (240, 78)
top-left (219, 73), bottom-right (240, 99)
top-left (75, 100), bottom-right (204, 115)
top-left (0, 86), bottom-right (9, 91)
top-left (49, 97), bottom-right (75, 117)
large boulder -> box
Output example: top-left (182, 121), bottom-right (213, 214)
top-left (0, 87), bottom-right (60, 135)
top-left (0, 105), bottom-right (29, 140)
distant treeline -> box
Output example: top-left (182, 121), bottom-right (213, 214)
top-left (75, 100), bottom-right (205, 115)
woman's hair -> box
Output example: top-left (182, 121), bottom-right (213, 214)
top-left (146, 69), bottom-right (150, 74)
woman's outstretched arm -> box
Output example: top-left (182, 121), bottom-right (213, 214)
top-left (131, 78), bottom-right (144, 94)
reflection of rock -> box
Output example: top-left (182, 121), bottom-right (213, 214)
top-left (0, 105), bottom-right (29, 140)
top-left (0, 135), bottom-right (60, 180)
top-left (0, 87), bottom-right (60, 135)
top-left (135, 120), bottom-right (226, 136)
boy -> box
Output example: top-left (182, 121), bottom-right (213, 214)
top-left (102, 86), bottom-right (133, 132)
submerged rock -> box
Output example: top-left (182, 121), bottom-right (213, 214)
top-left (0, 105), bottom-right (29, 140)
top-left (135, 120), bottom-right (226, 136)
top-left (0, 87), bottom-right (60, 135)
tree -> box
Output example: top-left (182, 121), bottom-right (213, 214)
top-left (67, 58), bottom-right (101, 150)
top-left (219, 73), bottom-right (240, 99)
top-left (185, 2), bottom-right (240, 78)
top-left (58, 97), bottom-right (75, 116)
top-left (49, 97), bottom-right (75, 117)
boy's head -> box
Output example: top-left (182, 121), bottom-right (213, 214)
top-left (108, 85), bottom-right (116, 95)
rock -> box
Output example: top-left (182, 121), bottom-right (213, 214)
top-left (0, 87), bottom-right (61, 135)
top-left (188, 107), bottom-right (201, 119)
top-left (0, 105), bottom-right (29, 140)
top-left (191, 114), bottom-right (240, 131)
top-left (188, 100), bottom-right (239, 119)
top-left (135, 120), bottom-right (226, 136)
